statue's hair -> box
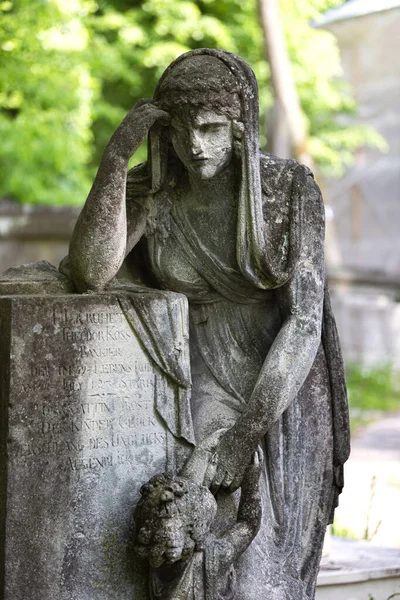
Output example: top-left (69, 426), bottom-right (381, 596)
top-left (157, 55), bottom-right (241, 120)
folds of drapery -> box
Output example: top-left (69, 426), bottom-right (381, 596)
top-left (115, 288), bottom-right (195, 446)
top-left (322, 283), bottom-right (351, 492)
top-left (154, 163), bottom-right (350, 491)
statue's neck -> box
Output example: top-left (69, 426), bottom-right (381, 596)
top-left (187, 162), bottom-right (239, 205)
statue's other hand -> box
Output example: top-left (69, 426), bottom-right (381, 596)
top-left (108, 99), bottom-right (171, 160)
top-left (205, 428), bottom-right (254, 495)
top-left (241, 447), bottom-right (263, 490)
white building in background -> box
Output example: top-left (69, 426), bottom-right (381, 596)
top-left (317, 0), bottom-right (400, 368)
top-left (317, 0), bottom-right (400, 278)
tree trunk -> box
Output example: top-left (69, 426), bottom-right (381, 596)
top-left (257, 0), bottom-right (312, 167)
top-left (257, 0), bottom-right (343, 271)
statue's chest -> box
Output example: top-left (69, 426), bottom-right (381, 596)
top-left (175, 195), bottom-right (238, 267)
top-left (144, 191), bottom-right (244, 299)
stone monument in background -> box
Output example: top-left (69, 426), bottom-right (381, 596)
top-left (0, 49), bottom-right (350, 599)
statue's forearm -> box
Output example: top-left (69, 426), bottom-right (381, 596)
top-left (235, 316), bottom-right (322, 448)
top-left (69, 149), bottom-right (128, 292)
top-left (237, 178), bottom-right (326, 449)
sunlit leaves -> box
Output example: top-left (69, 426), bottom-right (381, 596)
top-left (0, 0), bottom-right (385, 204)
top-left (37, 19), bottom-right (89, 51)
top-left (0, 0), bottom-right (98, 204)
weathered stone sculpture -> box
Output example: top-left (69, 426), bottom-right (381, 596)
top-left (66, 48), bottom-right (350, 600)
top-left (0, 48), bottom-right (350, 599)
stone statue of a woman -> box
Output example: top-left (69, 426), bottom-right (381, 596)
top-left (68, 49), bottom-right (350, 600)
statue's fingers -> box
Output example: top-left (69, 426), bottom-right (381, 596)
top-left (211, 466), bottom-right (225, 495)
top-left (203, 462), bottom-right (217, 488)
top-left (228, 474), bottom-right (243, 493)
top-left (247, 447), bottom-right (264, 481)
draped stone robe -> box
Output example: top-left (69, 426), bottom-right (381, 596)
top-left (121, 151), bottom-right (350, 600)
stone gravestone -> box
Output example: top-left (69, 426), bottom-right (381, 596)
top-left (0, 290), bottom-right (193, 599)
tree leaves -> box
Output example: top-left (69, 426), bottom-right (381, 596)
top-left (0, 0), bottom-right (385, 204)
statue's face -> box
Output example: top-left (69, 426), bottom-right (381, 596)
top-left (170, 109), bottom-right (234, 179)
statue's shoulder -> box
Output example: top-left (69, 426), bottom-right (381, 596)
top-left (126, 161), bottom-right (152, 199)
top-left (259, 151), bottom-right (316, 204)
top-left (259, 152), bottom-right (322, 242)
top-left (260, 150), bottom-right (298, 171)
top-left (260, 151), bottom-right (302, 190)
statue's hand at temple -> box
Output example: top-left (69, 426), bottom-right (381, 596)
top-left (108, 99), bottom-right (171, 161)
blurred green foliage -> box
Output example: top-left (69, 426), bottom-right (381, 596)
top-left (0, 0), bottom-right (386, 205)
top-left (346, 364), bottom-right (400, 432)
top-left (0, 1), bottom-right (97, 204)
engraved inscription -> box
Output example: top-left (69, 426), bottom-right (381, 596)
top-left (12, 302), bottom-right (169, 473)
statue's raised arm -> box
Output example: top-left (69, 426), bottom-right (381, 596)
top-left (69, 100), bottom-right (170, 292)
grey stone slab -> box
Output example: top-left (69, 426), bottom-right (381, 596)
top-left (0, 260), bottom-right (73, 295)
top-left (320, 537), bottom-right (400, 581)
top-left (0, 293), bottom-right (190, 599)
top-left (317, 537), bottom-right (400, 599)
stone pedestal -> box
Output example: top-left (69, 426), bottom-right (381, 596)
top-left (0, 293), bottom-right (192, 599)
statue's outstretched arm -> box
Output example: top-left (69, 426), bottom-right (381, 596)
top-left (243, 171), bottom-right (325, 436)
top-left (69, 101), bottom-right (170, 292)
top-left (211, 171), bottom-right (325, 492)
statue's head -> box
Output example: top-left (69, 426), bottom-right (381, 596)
top-left (150, 49), bottom-right (258, 184)
top-left (156, 55), bottom-right (243, 180)
top-left (146, 50), bottom-right (293, 289)
top-left (133, 473), bottom-right (217, 568)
